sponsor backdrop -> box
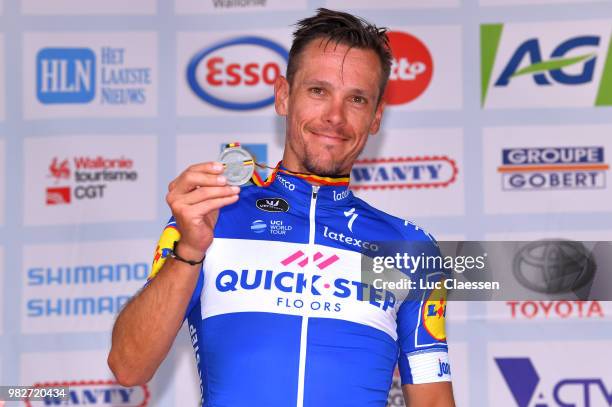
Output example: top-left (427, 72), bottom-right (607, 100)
top-left (1, 1), bottom-right (611, 406)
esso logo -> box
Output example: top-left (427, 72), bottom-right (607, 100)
top-left (187, 36), bottom-right (288, 110)
top-left (384, 31), bottom-right (433, 105)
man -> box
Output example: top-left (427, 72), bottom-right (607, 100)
top-left (108, 8), bottom-right (454, 407)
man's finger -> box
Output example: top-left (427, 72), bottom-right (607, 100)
top-left (183, 194), bottom-right (240, 217)
top-left (170, 169), bottom-right (229, 194)
top-left (175, 186), bottom-right (240, 206)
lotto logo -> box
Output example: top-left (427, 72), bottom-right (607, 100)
top-left (384, 31), bottom-right (433, 105)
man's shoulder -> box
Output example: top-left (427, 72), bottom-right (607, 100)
top-left (350, 195), bottom-right (438, 245)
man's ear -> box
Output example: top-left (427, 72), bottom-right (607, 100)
top-left (369, 99), bottom-right (386, 135)
top-left (274, 76), bottom-right (289, 116)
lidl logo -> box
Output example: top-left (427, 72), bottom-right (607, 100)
top-left (422, 283), bottom-right (447, 341)
top-left (149, 222), bottom-right (180, 281)
top-left (481, 21), bottom-right (612, 108)
top-left (37, 48), bottom-right (96, 104)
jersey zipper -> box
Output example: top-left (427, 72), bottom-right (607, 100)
top-left (296, 185), bottom-right (319, 407)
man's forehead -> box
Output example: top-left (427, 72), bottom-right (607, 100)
top-left (295, 39), bottom-right (382, 86)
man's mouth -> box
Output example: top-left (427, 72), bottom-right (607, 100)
top-left (309, 129), bottom-right (347, 144)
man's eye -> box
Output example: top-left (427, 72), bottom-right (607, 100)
top-left (352, 96), bottom-right (366, 104)
top-left (310, 87), bottom-right (324, 95)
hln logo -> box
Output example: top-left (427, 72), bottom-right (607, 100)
top-left (36, 48), bottom-right (96, 104)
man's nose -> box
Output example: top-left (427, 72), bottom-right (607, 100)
top-left (322, 96), bottom-right (347, 127)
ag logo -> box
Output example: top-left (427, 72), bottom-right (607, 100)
top-left (384, 31), bottom-right (433, 105)
top-left (422, 283), bottom-right (447, 341)
top-left (256, 197), bottom-right (289, 213)
top-left (481, 22), bottom-right (612, 108)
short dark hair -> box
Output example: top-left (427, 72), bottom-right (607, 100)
top-left (286, 8), bottom-right (392, 104)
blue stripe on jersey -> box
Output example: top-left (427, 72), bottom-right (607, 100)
top-left (304, 318), bottom-right (398, 407)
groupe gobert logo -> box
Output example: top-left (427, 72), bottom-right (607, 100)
top-left (351, 156), bottom-right (459, 190)
top-left (384, 31), bottom-right (433, 105)
top-left (24, 380), bottom-right (150, 407)
top-left (481, 23), bottom-right (612, 107)
top-left (497, 146), bottom-right (609, 191)
top-left (188, 36), bottom-right (288, 110)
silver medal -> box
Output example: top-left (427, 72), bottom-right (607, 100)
top-left (219, 144), bottom-right (255, 186)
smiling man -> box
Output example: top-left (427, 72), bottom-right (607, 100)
top-left (108, 8), bottom-right (454, 407)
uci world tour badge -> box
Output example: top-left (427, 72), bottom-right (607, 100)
top-left (219, 142), bottom-right (255, 186)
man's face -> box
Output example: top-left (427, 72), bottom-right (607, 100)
top-left (275, 39), bottom-right (386, 177)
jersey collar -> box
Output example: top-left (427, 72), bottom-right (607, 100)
top-left (252, 162), bottom-right (353, 205)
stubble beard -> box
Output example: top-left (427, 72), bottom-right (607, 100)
top-left (301, 144), bottom-right (348, 177)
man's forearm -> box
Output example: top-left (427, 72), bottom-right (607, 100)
top-left (108, 258), bottom-right (201, 386)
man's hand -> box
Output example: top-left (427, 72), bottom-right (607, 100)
top-left (166, 161), bottom-right (240, 259)
top-left (402, 382), bottom-right (456, 407)
top-left (108, 162), bottom-right (240, 387)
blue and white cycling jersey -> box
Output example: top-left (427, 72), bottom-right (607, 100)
top-left (149, 166), bottom-right (450, 407)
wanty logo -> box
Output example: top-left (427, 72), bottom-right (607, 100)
top-left (384, 31), bottom-right (433, 105)
top-left (495, 358), bottom-right (612, 407)
top-left (498, 146), bottom-right (609, 191)
top-left (37, 46), bottom-right (152, 105)
top-left (351, 157), bottom-right (458, 190)
top-left (481, 23), bottom-right (612, 107)
top-left (215, 250), bottom-right (397, 312)
top-left (45, 155), bottom-right (138, 205)
top-left (187, 36), bottom-right (288, 110)
top-left (25, 380), bottom-right (150, 406)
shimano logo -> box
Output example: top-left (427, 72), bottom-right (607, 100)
top-left (323, 225), bottom-right (379, 251)
top-left (276, 174), bottom-right (295, 191)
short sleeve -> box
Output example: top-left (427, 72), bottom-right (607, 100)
top-left (146, 216), bottom-right (203, 320)
top-left (396, 238), bottom-right (451, 385)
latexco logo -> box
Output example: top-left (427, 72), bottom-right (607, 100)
top-left (45, 155), bottom-right (138, 205)
top-left (496, 358), bottom-right (612, 407)
top-left (36, 45), bottom-right (152, 106)
top-left (187, 36), bottom-right (288, 110)
top-left (481, 22), bottom-right (612, 108)
top-left (498, 146), bottom-right (609, 191)
top-left (25, 380), bottom-right (149, 407)
top-left (384, 31), bottom-right (433, 105)
top-left (351, 157), bottom-right (458, 190)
